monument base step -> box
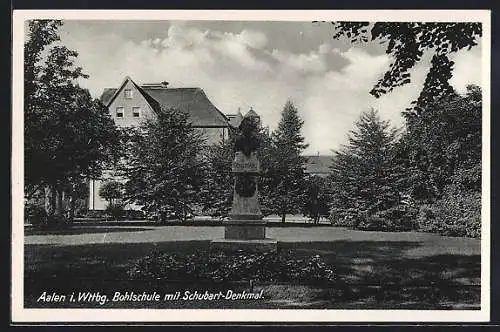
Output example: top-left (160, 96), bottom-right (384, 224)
top-left (224, 223), bottom-right (266, 240)
top-left (210, 238), bottom-right (278, 253)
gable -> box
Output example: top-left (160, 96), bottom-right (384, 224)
top-left (100, 76), bottom-right (230, 129)
top-left (105, 78), bottom-right (156, 127)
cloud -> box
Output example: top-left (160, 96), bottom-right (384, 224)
top-left (159, 24), bottom-right (210, 49)
top-left (270, 49), bottom-right (327, 75)
top-left (59, 22), bottom-right (482, 155)
top-left (237, 29), bottom-right (268, 49)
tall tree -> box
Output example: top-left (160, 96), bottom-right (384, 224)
top-left (328, 22), bottom-right (482, 112)
top-left (402, 86), bottom-right (482, 238)
top-left (263, 100), bottom-right (309, 222)
top-left (401, 85), bottom-right (482, 201)
top-left (24, 20), bottom-right (119, 222)
top-left (329, 108), bottom-right (402, 227)
top-left (121, 109), bottom-right (205, 221)
top-left (199, 137), bottom-right (235, 217)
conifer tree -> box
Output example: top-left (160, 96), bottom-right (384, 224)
top-left (330, 108), bottom-right (402, 228)
top-left (263, 100), bottom-right (309, 222)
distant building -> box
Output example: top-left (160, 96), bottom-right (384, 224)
top-left (226, 110), bottom-right (243, 128)
top-left (89, 76), bottom-right (232, 210)
top-left (304, 155), bottom-right (333, 177)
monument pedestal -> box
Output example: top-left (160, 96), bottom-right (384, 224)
top-left (211, 220), bottom-right (277, 252)
top-left (210, 238), bottom-right (278, 253)
top-left (224, 220), bottom-right (266, 240)
top-left (210, 148), bottom-right (277, 253)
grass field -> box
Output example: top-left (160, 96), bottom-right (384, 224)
top-left (24, 225), bottom-right (481, 309)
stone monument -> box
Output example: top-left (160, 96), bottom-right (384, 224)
top-left (211, 110), bottom-right (277, 252)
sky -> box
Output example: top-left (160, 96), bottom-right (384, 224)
top-left (52, 20), bottom-right (482, 155)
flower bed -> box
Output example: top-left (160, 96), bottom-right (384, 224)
top-left (127, 249), bottom-right (336, 285)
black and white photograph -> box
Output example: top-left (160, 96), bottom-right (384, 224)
top-left (11, 10), bottom-right (491, 323)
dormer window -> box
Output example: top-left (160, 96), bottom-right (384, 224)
top-left (124, 89), bottom-right (133, 99)
top-left (132, 107), bottom-right (141, 118)
top-left (116, 107), bottom-right (124, 118)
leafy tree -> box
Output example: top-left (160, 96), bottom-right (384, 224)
top-left (199, 137), bottom-right (235, 217)
top-left (329, 108), bottom-right (403, 228)
top-left (302, 175), bottom-right (331, 224)
top-left (24, 20), bottom-right (120, 222)
top-left (402, 85), bottom-right (482, 201)
top-left (329, 22), bottom-right (482, 111)
top-left (99, 181), bottom-right (123, 206)
top-left (262, 100), bottom-right (309, 222)
top-left (120, 109), bottom-right (205, 221)
top-left (399, 85), bottom-right (482, 238)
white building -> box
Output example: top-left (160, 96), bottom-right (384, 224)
top-left (88, 76), bottom-right (232, 210)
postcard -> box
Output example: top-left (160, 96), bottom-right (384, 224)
top-left (12, 9), bottom-right (491, 323)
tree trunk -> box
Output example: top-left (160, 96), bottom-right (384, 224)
top-left (44, 185), bottom-right (56, 217)
top-left (281, 210), bottom-right (286, 223)
top-left (55, 188), bottom-right (64, 217)
top-left (67, 184), bottom-right (76, 221)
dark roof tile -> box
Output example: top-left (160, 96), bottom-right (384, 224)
top-left (142, 87), bottom-right (229, 127)
top-left (100, 88), bottom-right (117, 104)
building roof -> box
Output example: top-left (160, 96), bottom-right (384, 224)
top-left (100, 88), bottom-right (117, 105)
top-left (304, 155), bottom-right (333, 175)
top-left (143, 87), bottom-right (228, 127)
top-left (245, 108), bottom-right (259, 118)
top-left (226, 111), bottom-right (243, 128)
top-left (100, 77), bottom-right (229, 128)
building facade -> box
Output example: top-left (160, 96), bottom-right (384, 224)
top-left (88, 76), bottom-right (231, 210)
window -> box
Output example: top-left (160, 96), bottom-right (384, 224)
top-left (124, 89), bottom-right (133, 99)
top-left (116, 107), bottom-right (124, 118)
top-left (132, 107), bottom-right (141, 118)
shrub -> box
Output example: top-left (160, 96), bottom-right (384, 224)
top-left (25, 203), bottom-right (48, 225)
top-left (105, 203), bottom-right (125, 220)
top-left (329, 208), bottom-right (358, 227)
top-left (330, 204), bottom-right (419, 232)
top-left (127, 249), bottom-right (336, 285)
top-left (85, 210), bottom-right (107, 219)
top-left (417, 191), bottom-right (481, 238)
top-left (74, 206), bottom-right (89, 218)
top-left (356, 213), bottom-right (389, 231)
top-left (123, 209), bottom-right (145, 220)
top-left (375, 205), bottom-right (418, 231)
top-left (44, 214), bottom-right (70, 230)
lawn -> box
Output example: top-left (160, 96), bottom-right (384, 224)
top-left (24, 225), bottom-right (481, 310)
